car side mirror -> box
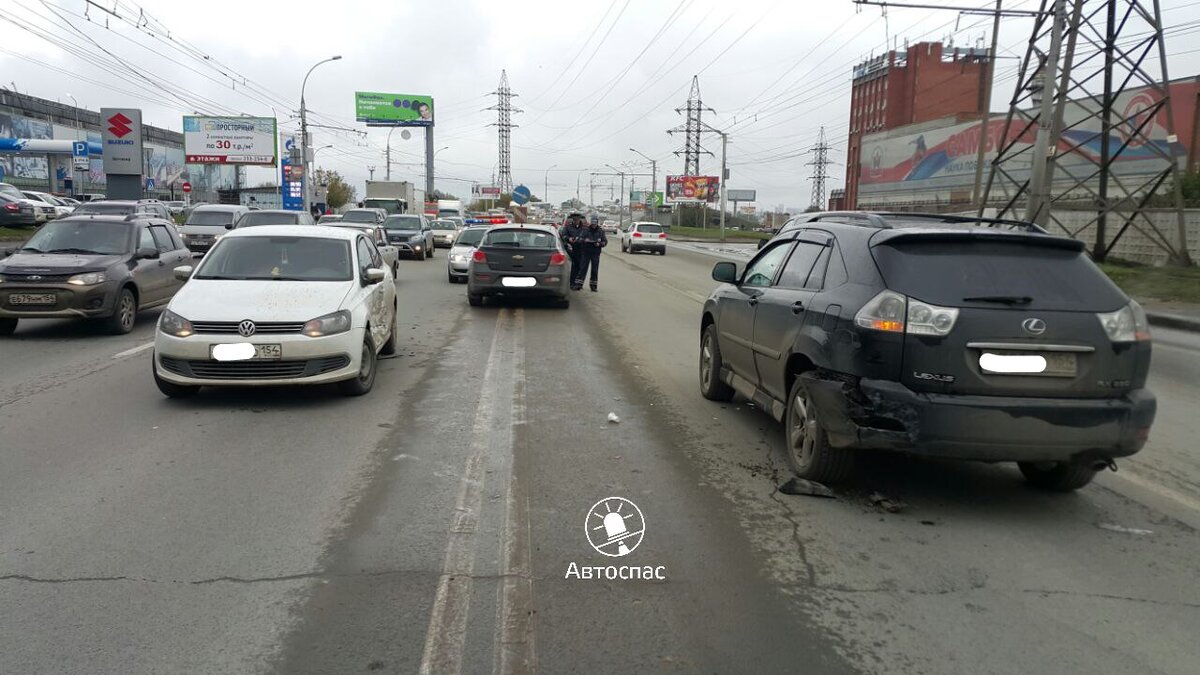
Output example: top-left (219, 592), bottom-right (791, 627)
top-left (225, 223), bottom-right (235, 230)
top-left (712, 261), bottom-right (738, 284)
top-left (364, 267), bottom-right (386, 285)
top-left (173, 265), bottom-right (194, 281)
top-left (137, 247), bottom-right (160, 260)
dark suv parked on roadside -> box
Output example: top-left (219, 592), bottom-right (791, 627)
top-left (0, 214), bottom-right (191, 335)
top-left (700, 212), bottom-right (1156, 491)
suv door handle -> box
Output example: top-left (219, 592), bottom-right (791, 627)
top-left (792, 301), bottom-right (804, 314)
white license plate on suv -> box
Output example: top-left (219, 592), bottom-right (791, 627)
top-left (10, 293), bottom-right (56, 305)
top-left (209, 343), bottom-right (282, 360)
top-left (980, 351), bottom-right (1076, 376)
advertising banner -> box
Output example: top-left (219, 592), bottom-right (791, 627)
top-left (665, 175), bottom-right (720, 203)
top-left (630, 191), bottom-right (665, 207)
top-left (473, 185), bottom-right (501, 196)
top-left (355, 92), bottom-right (435, 127)
top-left (184, 116), bottom-right (277, 164)
top-left (726, 188), bottom-right (756, 201)
top-left (101, 108), bottom-right (143, 175)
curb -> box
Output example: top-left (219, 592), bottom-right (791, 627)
top-left (1146, 311), bottom-right (1200, 333)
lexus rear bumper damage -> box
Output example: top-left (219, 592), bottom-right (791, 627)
top-left (802, 371), bottom-right (1156, 464)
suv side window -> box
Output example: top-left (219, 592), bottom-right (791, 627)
top-left (138, 227), bottom-right (156, 251)
top-left (166, 226), bottom-right (186, 250)
top-left (149, 225), bottom-right (175, 252)
top-left (743, 242), bottom-right (794, 288)
top-left (776, 241), bottom-right (825, 289)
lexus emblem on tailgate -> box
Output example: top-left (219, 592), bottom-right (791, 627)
top-left (1021, 318), bottom-right (1046, 335)
top-left (238, 320), bottom-right (256, 337)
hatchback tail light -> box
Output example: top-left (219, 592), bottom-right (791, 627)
top-left (3, 203), bottom-right (18, 212)
top-left (659, 233), bottom-right (666, 239)
top-left (549, 252), bottom-right (566, 266)
top-left (633, 232), bottom-right (643, 238)
top-left (472, 250), bottom-right (488, 263)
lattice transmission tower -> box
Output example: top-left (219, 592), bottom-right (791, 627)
top-left (487, 70), bottom-right (522, 194)
top-left (807, 127), bottom-right (832, 210)
top-left (980, 0), bottom-right (1191, 264)
top-left (668, 76), bottom-right (712, 175)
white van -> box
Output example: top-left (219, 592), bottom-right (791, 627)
top-left (180, 204), bottom-right (250, 255)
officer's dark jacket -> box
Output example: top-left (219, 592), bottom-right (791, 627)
top-left (560, 223), bottom-right (584, 248)
top-left (580, 226), bottom-right (607, 248)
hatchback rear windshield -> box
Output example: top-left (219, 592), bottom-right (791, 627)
top-left (187, 211), bottom-right (237, 226)
top-left (454, 229), bottom-right (487, 246)
top-left (195, 236), bottom-right (352, 281)
top-left (872, 239), bottom-right (1127, 311)
top-left (343, 211), bottom-right (379, 223)
top-left (483, 229), bottom-right (558, 248)
top-left (74, 202), bottom-right (136, 215)
top-left (635, 224), bottom-right (663, 233)
top-left (237, 212), bottom-right (301, 227)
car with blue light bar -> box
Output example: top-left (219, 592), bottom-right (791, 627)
top-left (700, 212), bottom-right (1156, 492)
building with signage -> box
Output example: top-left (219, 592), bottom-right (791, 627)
top-left (855, 76), bottom-right (1200, 211)
top-left (0, 89), bottom-right (238, 200)
top-left (843, 41), bottom-right (991, 208)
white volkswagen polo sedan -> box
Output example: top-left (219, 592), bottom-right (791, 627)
top-left (152, 225), bottom-right (397, 398)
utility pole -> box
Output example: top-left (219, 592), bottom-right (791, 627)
top-left (630, 148), bottom-right (657, 217)
top-left (368, 165), bottom-right (376, 180)
top-left (806, 126), bottom-right (832, 210)
top-left (487, 70), bottom-right (522, 194)
top-left (544, 164), bottom-right (557, 206)
top-left (299, 55), bottom-right (341, 214)
top-left (971, 0), bottom-right (1003, 209)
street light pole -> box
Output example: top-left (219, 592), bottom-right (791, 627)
top-left (67, 93), bottom-right (81, 197)
top-left (629, 148), bottom-right (657, 216)
top-left (544, 164), bottom-right (557, 206)
top-left (386, 127), bottom-right (396, 181)
top-left (426, 145), bottom-right (449, 197)
top-left (605, 164), bottom-right (627, 230)
top-left (300, 55), bottom-right (342, 214)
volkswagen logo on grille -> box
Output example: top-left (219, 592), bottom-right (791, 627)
top-left (237, 320), bottom-right (257, 337)
top-left (1021, 318), bottom-right (1047, 335)
top-left (27, 275), bottom-right (42, 281)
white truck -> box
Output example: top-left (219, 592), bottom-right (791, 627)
top-left (364, 181), bottom-right (416, 215)
top-left (436, 199), bottom-right (464, 219)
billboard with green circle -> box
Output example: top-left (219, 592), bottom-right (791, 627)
top-left (355, 92), bottom-right (434, 127)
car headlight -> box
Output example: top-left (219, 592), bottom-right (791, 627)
top-left (159, 309), bottom-right (194, 337)
top-left (302, 310), bottom-right (352, 337)
top-left (67, 271), bottom-right (107, 286)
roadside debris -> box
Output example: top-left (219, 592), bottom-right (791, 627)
top-left (869, 491), bottom-right (908, 513)
top-left (1098, 523), bottom-right (1153, 536)
top-left (607, 412), bottom-right (621, 424)
top-left (778, 477), bottom-right (835, 498)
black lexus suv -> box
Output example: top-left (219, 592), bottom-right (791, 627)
top-left (700, 212), bottom-right (1156, 491)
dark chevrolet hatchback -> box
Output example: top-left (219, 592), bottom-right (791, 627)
top-left (0, 215), bottom-right (191, 335)
top-left (700, 212), bottom-right (1155, 491)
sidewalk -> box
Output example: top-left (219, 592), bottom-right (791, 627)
top-left (1141, 301), bottom-right (1200, 333)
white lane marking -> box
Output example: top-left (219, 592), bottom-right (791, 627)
top-left (420, 309), bottom-right (511, 675)
top-left (494, 309), bottom-right (536, 675)
top-left (111, 341), bottom-right (154, 360)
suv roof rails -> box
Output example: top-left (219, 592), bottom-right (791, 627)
top-left (874, 212), bottom-right (1047, 233)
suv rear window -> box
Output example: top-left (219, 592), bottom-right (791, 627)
top-left (187, 211), bottom-right (237, 226)
top-left (635, 224), bottom-right (663, 233)
top-left (872, 239), bottom-right (1127, 311)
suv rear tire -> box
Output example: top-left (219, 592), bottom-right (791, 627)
top-left (0, 318), bottom-right (17, 335)
top-left (785, 377), bottom-right (854, 483)
top-left (1018, 460), bottom-right (1098, 492)
top-left (699, 324), bottom-right (735, 401)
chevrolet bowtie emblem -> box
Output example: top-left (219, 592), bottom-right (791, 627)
top-left (512, 255), bottom-right (525, 261)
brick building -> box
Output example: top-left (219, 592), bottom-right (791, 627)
top-left (843, 42), bottom-right (991, 208)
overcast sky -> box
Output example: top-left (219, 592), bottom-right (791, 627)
top-left (3, 0), bottom-right (1198, 209)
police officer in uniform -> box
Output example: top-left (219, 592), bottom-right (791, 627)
top-left (576, 214), bottom-right (607, 291)
top-left (560, 212), bottom-right (586, 289)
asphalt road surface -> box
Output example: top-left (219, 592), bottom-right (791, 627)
top-left (1, 243), bottom-right (1198, 674)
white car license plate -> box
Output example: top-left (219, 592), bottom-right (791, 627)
top-left (10, 293), bottom-right (56, 305)
top-left (502, 277), bottom-right (537, 287)
top-left (979, 351), bottom-right (1076, 376)
top-left (209, 343), bottom-right (281, 361)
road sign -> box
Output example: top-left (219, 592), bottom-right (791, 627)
top-left (512, 185), bottom-right (531, 205)
top-left (181, 182), bottom-right (192, 193)
top-left (71, 141), bottom-right (89, 170)
top-left (145, 178), bottom-right (156, 190)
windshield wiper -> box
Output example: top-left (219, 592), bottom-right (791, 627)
top-left (963, 295), bottom-right (1033, 305)
top-left (47, 247), bottom-right (104, 255)
top-left (195, 275), bottom-right (247, 280)
top-left (18, 246), bottom-right (44, 253)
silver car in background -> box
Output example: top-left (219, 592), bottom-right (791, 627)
top-left (430, 219), bottom-right (459, 248)
top-left (446, 226), bottom-right (488, 283)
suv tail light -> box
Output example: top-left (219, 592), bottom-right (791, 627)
top-left (1097, 300), bottom-right (1150, 342)
top-left (3, 203), bottom-right (18, 212)
top-left (472, 250), bottom-right (488, 263)
top-left (854, 290), bottom-right (959, 337)
top-left (549, 252), bottom-right (566, 266)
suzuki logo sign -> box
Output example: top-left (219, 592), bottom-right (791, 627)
top-left (100, 107), bottom-right (143, 175)
top-left (107, 113), bottom-right (133, 138)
